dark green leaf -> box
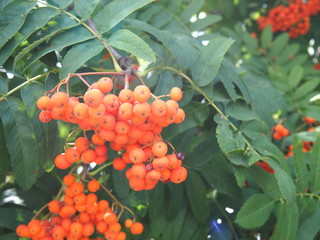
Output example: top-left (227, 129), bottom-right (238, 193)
top-left (235, 194), bottom-right (275, 229)
top-left (0, 7), bottom-right (59, 66)
top-left (21, 82), bottom-right (53, 171)
top-left (292, 136), bottom-right (309, 192)
top-left (125, 19), bottom-right (198, 68)
top-left (178, 210), bottom-right (201, 240)
top-left (60, 39), bottom-right (104, 79)
top-left (226, 149), bottom-right (249, 166)
top-left (154, 71), bottom-right (182, 96)
top-left (226, 100), bottom-right (258, 121)
top-left (93, 0), bottom-right (153, 34)
top-left (267, 158), bottom-right (296, 205)
top-left (23, 26), bottom-right (94, 71)
top-left (234, 166), bottom-right (247, 188)
top-left (240, 119), bottom-right (270, 136)
top-left (294, 78), bottom-right (320, 100)
top-left (148, 184), bottom-right (165, 219)
top-left (47, 0), bottom-right (73, 9)
top-left (167, 184), bottom-right (185, 220)
top-left (310, 134), bottom-right (320, 194)
top-left (0, 0), bottom-right (36, 49)
top-left (0, 97), bottom-right (39, 189)
top-left (270, 203), bottom-right (299, 240)
top-left (297, 205), bottom-right (320, 240)
top-left (261, 25), bottom-right (272, 49)
top-left (14, 15), bottom-right (78, 64)
top-left (288, 66), bottom-right (304, 89)
top-left (0, 207), bottom-right (33, 230)
top-left (270, 33), bottom-right (289, 57)
top-left (112, 168), bottom-right (129, 198)
top-left (275, 43), bottom-right (299, 65)
top-left (185, 171), bottom-right (209, 222)
top-left (190, 14), bottom-right (222, 31)
top-left (74, 0), bottom-right (100, 20)
top-left (162, 205), bottom-right (187, 240)
top-left (108, 29), bottom-right (156, 62)
top-left (0, 121), bottom-right (10, 182)
top-left (180, 0), bottom-right (205, 22)
top-left (191, 36), bottom-right (234, 86)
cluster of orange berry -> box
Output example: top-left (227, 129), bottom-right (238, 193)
top-left (272, 124), bottom-right (290, 140)
top-left (16, 174), bottom-right (143, 240)
top-left (36, 74), bottom-right (187, 191)
top-left (257, 0), bottom-right (320, 38)
top-left (286, 116), bottom-right (318, 158)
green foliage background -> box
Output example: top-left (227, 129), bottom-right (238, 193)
top-left (0, 0), bottom-right (320, 239)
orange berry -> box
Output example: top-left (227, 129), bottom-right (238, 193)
top-left (151, 99), bottom-right (167, 117)
top-left (16, 224), bottom-right (31, 238)
top-left (97, 77), bottom-right (113, 93)
top-left (174, 108), bottom-right (185, 123)
top-left (274, 124), bottom-right (285, 132)
top-left (170, 87), bottom-right (183, 101)
top-left (145, 169), bottom-right (161, 184)
top-left (152, 157), bottom-right (169, 170)
top-left (125, 219), bottom-right (133, 228)
top-left (113, 157), bottom-right (127, 170)
top-left (88, 103), bottom-right (106, 119)
top-left (70, 222), bottom-right (83, 237)
top-left (133, 102), bottom-right (150, 118)
top-left (152, 142), bottom-right (168, 157)
top-left (48, 200), bottom-right (61, 213)
top-left (129, 148), bottom-right (146, 164)
top-left (63, 174), bottom-right (76, 186)
top-left (167, 154), bottom-right (180, 169)
top-left (304, 116), bottom-right (316, 124)
top-left (51, 92), bottom-right (69, 108)
top-left (91, 133), bottom-right (105, 145)
top-left (87, 180), bottom-right (100, 192)
top-left (74, 103), bottom-right (89, 120)
top-left (170, 166), bottom-right (187, 183)
top-left (118, 102), bottom-right (133, 120)
top-left (81, 149), bottom-right (97, 164)
top-left (115, 232), bottom-right (126, 240)
top-left (28, 219), bottom-right (41, 235)
top-left (65, 147), bottom-right (81, 163)
top-left (84, 89), bottom-right (104, 107)
top-left (104, 231), bottom-right (117, 240)
top-left (96, 221), bottom-right (108, 233)
top-left (109, 222), bottom-right (121, 233)
top-left (74, 193), bottom-right (86, 205)
top-left (55, 154), bottom-right (71, 169)
top-left (59, 205), bottom-right (76, 218)
top-left (131, 164), bottom-right (147, 178)
top-left (71, 182), bottom-right (84, 195)
top-left (75, 137), bottom-right (89, 152)
top-left (129, 177), bottom-right (145, 191)
top-left (130, 222), bottom-right (144, 235)
top-left (165, 100), bottom-right (179, 116)
top-left (160, 169), bottom-right (171, 182)
top-left (103, 94), bottom-right (120, 112)
top-left (83, 223), bottom-right (95, 237)
top-left (118, 89), bottom-right (134, 103)
top-left (52, 225), bottom-right (66, 240)
top-left (133, 85), bottom-right (150, 102)
top-left (37, 96), bottom-right (52, 110)
top-left (39, 110), bottom-right (52, 122)
top-left (95, 154), bottom-right (108, 164)
top-left (104, 212), bottom-right (118, 224)
top-left (95, 145), bottom-right (108, 156)
top-left (63, 194), bottom-right (74, 205)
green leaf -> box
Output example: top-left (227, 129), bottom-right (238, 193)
top-left (240, 119), bottom-right (270, 136)
top-left (190, 14), bottom-right (222, 31)
top-left (154, 71), bottom-right (182, 96)
top-left (0, 0), bottom-right (36, 49)
top-left (288, 65), bottom-right (304, 89)
top-left (294, 78), bottom-right (320, 100)
top-left (297, 205), bottom-right (320, 240)
top-left (74, 0), bottom-right (100, 20)
top-left (0, 233), bottom-right (18, 240)
top-left (235, 194), bottom-right (275, 229)
top-left (261, 25), bottom-right (272, 49)
top-left (0, 97), bottom-right (39, 189)
top-left (310, 134), bottom-right (320, 194)
top-left (275, 43), bottom-right (299, 65)
top-left (0, 207), bottom-right (33, 230)
top-left (47, 0), bottom-right (73, 9)
top-left (125, 19), bottom-right (198, 68)
top-left (14, 15), bottom-right (78, 64)
top-left (112, 168), bottom-right (129, 198)
top-left (23, 26), bottom-right (94, 71)
top-left (162, 205), bottom-right (187, 240)
top-left (148, 184), bottom-right (165, 219)
top-left (108, 29), bottom-right (156, 62)
top-left (167, 184), bottom-right (185, 220)
top-left (226, 149), bottom-right (249, 166)
top-left (60, 39), bottom-right (104, 79)
top-left (234, 166), bottom-right (247, 188)
top-left (0, 121), bottom-right (10, 183)
top-left (0, 7), bottom-right (59, 66)
top-left (93, 0), bottom-right (153, 34)
top-left (269, 33), bottom-right (289, 57)
top-left (201, 158), bottom-right (242, 199)
top-left (180, 0), bottom-right (205, 22)
top-left (178, 210), bottom-right (201, 240)
top-left (185, 171), bottom-right (209, 222)
top-left (21, 82), bottom-right (52, 171)
top-left (292, 136), bottom-right (309, 192)
top-left (267, 158), bottom-right (296, 205)
top-left (226, 100), bottom-right (258, 121)
top-left (270, 203), bottom-right (299, 240)
top-left (191, 36), bottom-right (234, 86)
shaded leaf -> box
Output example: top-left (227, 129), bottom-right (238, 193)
top-left (108, 29), bottom-right (156, 62)
top-left (297, 205), bottom-right (320, 240)
top-left (270, 33), bottom-right (289, 57)
top-left (47, 0), bottom-right (73, 8)
top-left (74, 0), bottom-right (100, 20)
top-left (310, 134), bottom-right (320, 194)
top-left (235, 194), bottom-right (275, 229)
top-left (0, 0), bottom-right (36, 49)
top-left (288, 65), bottom-right (303, 89)
top-left (191, 36), bottom-right (234, 86)
top-left (226, 100), bottom-right (258, 121)
top-left (261, 25), bottom-right (272, 49)
top-left (60, 39), bottom-right (104, 79)
top-left (180, 0), bottom-right (205, 22)
top-left (0, 97), bottom-right (39, 189)
top-left (190, 14), bottom-right (222, 31)
top-left (293, 78), bottom-right (320, 100)
top-left (0, 207), bottom-right (33, 230)
top-left (93, 0), bottom-right (153, 34)
top-left (185, 171), bottom-right (209, 222)
top-left (112, 168), bottom-right (130, 198)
